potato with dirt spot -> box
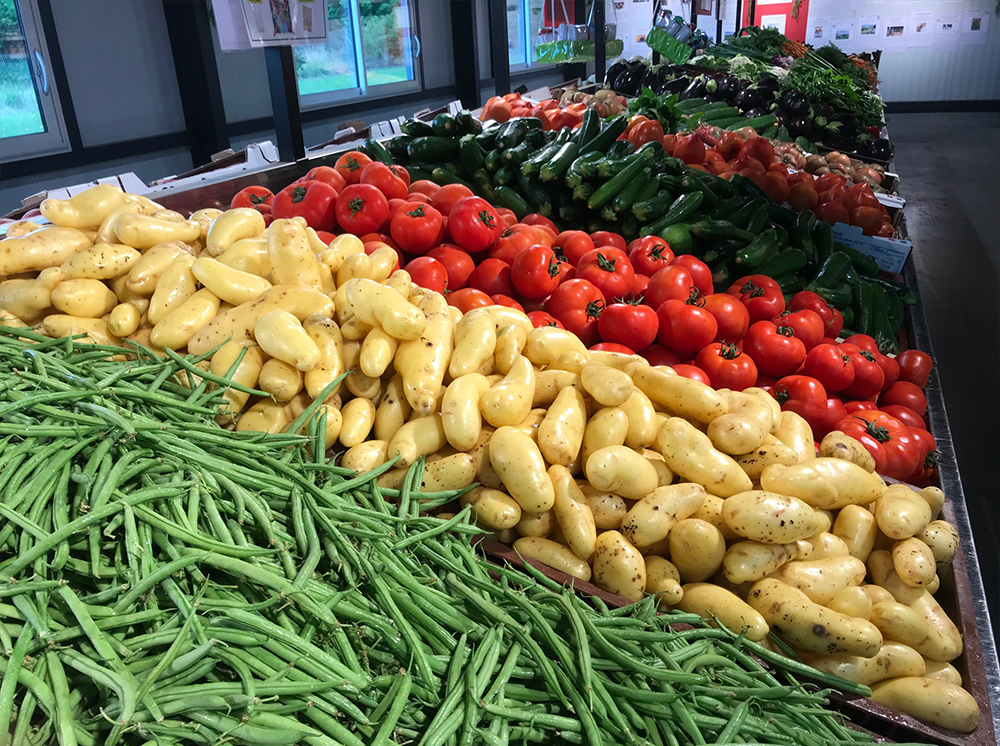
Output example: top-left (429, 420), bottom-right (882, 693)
top-left (870, 677), bottom-right (979, 733)
top-left (916, 520), bottom-right (959, 565)
top-left (656, 417), bottom-right (751, 497)
top-left (722, 490), bottom-right (826, 544)
top-left (768, 556), bottom-right (867, 606)
top-left (733, 438), bottom-right (800, 482)
top-left (747, 578), bottom-right (882, 656)
top-left (819, 430), bottom-right (876, 472)
top-left (723, 540), bottom-right (800, 584)
top-left (620, 483), bottom-right (706, 548)
top-left (892, 538), bottom-right (937, 587)
top-left (760, 458), bottom-right (883, 510)
top-left (579, 483), bottom-right (627, 529)
top-left (807, 642), bottom-right (925, 686)
top-left (592, 530), bottom-right (646, 602)
top-left (461, 487), bottom-right (521, 531)
top-left (832, 504), bottom-right (878, 562)
top-left (490, 426), bottom-right (554, 513)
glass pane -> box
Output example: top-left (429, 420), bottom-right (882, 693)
top-left (359, 0), bottom-right (416, 87)
top-left (527, 0), bottom-right (546, 63)
top-left (293, 0), bottom-right (360, 96)
top-left (0, 0), bottom-right (45, 139)
top-left (507, 0), bottom-right (526, 66)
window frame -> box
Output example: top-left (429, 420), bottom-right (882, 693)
top-left (296, 0), bottom-right (422, 112)
top-left (0, 0), bottom-right (72, 162)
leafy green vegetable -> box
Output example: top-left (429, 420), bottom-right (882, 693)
top-left (725, 26), bottom-right (788, 58)
top-left (782, 67), bottom-right (883, 128)
top-left (627, 87), bottom-right (684, 132)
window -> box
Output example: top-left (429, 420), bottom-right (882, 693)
top-left (293, 0), bottom-right (419, 108)
top-left (508, 0), bottom-right (566, 68)
top-left (0, 0), bottom-right (70, 161)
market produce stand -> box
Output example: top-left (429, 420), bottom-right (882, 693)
top-left (0, 46), bottom-right (1000, 746)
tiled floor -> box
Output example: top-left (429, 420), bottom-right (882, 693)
top-left (886, 111), bottom-right (1000, 636)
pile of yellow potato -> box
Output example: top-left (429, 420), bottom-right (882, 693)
top-left (0, 185), bottom-right (978, 733)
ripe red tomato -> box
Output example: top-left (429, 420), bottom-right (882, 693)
top-left (511, 244), bottom-right (562, 300)
top-left (845, 400), bottom-right (877, 414)
top-left (521, 213), bottom-right (557, 233)
top-left (656, 298), bottom-right (719, 358)
top-left (895, 349), bottom-right (932, 389)
top-left (468, 257), bottom-right (515, 297)
top-left (360, 162), bottom-right (407, 200)
top-left (627, 236), bottom-right (674, 277)
top-left (405, 256), bottom-right (449, 294)
top-left (672, 364), bottom-right (710, 385)
top-left (430, 184), bottom-right (475, 216)
top-left (271, 181), bottom-right (339, 231)
top-left (590, 342), bottom-right (636, 355)
top-left (727, 275), bottom-right (785, 324)
top-left (527, 311), bottom-right (564, 329)
top-left (447, 287), bottom-right (492, 313)
top-left (773, 375), bottom-right (829, 426)
top-left (448, 197), bottom-right (503, 254)
top-left (553, 230), bottom-right (595, 266)
top-left (490, 225), bottom-right (547, 265)
top-left (640, 343), bottom-right (681, 367)
top-left (788, 291), bottom-right (841, 337)
top-left (544, 279), bottom-right (605, 346)
top-left (334, 184), bottom-right (388, 236)
top-left (777, 309), bottom-right (825, 351)
top-left (835, 410), bottom-right (920, 479)
top-left (302, 165), bottom-right (347, 192)
top-left (408, 180), bottom-right (440, 198)
top-left (491, 294), bottom-right (524, 312)
top-left (787, 182), bottom-right (819, 212)
top-left (426, 245), bottom-right (475, 290)
top-left (575, 248), bottom-right (634, 302)
top-left (669, 255), bottom-right (713, 298)
top-left (702, 293), bottom-right (749, 342)
top-left (876, 353), bottom-right (899, 392)
top-left (695, 342), bottom-right (758, 391)
top-left (646, 265), bottom-right (697, 310)
top-left (597, 301), bottom-right (659, 352)
top-left (815, 397), bottom-right (849, 440)
top-left (803, 343), bottom-right (855, 393)
top-left (762, 172), bottom-right (790, 204)
top-left (906, 427), bottom-right (938, 484)
top-left (815, 173), bottom-right (847, 193)
top-left (390, 202), bottom-right (443, 255)
top-left (742, 320), bottom-right (806, 378)
top-left (334, 151), bottom-right (373, 185)
top-left (815, 200), bottom-right (850, 226)
top-left (881, 404), bottom-right (926, 431)
top-left (879, 381), bottom-right (927, 417)
top-left (850, 206), bottom-right (883, 236)
top-left (590, 231), bottom-right (627, 251)
top-left (846, 183), bottom-right (881, 209)
top-left (838, 343), bottom-right (885, 399)
top-left (737, 137), bottom-right (775, 169)
top-left (231, 185), bottom-right (274, 210)
top-left (631, 273), bottom-right (649, 297)
top-left (714, 132), bottom-right (744, 161)
top-left (673, 133), bottom-right (706, 165)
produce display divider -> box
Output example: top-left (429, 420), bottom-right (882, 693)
top-left (46, 89), bottom-right (1000, 744)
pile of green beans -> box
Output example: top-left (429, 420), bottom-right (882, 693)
top-left (0, 328), bottom-right (921, 746)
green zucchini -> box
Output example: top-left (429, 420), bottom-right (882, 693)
top-left (500, 140), bottom-right (535, 167)
top-left (677, 97), bottom-right (712, 112)
top-left (690, 219), bottom-right (755, 242)
top-left (575, 108), bottom-right (600, 149)
top-left (407, 136), bottom-right (460, 161)
top-left (735, 114), bottom-right (779, 133)
top-left (585, 114), bottom-right (629, 154)
top-left (492, 167), bottom-right (517, 187)
top-left (606, 140), bottom-right (634, 160)
top-left (564, 153), bottom-right (604, 188)
top-left (612, 167), bottom-right (653, 215)
top-left (385, 135), bottom-right (413, 159)
top-left (471, 169), bottom-right (497, 200)
top-left (756, 248), bottom-right (808, 277)
top-left (744, 205), bottom-right (771, 235)
top-left (699, 107), bottom-right (742, 122)
top-left (589, 150), bottom-right (656, 210)
top-left (484, 148), bottom-right (502, 172)
top-left (493, 186), bottom-right (530, 220)
top-left (520, 140), bottom-right (565, 176)
top-left (361, 138), bottom-right (394, 165)
top-left (431, 113), bottom-right (458, 137)
top-left (400, 119), bottom-right (435, 137)
top-left (639, 192), bottom-right (705, 237)
top-left (539, 142), bottom-right (580, 182)
top-left (518, 174), bottom-right (552, 217)
top-left (458, 134), bottom-right (486, 174)
top-left (495, 117), bottom-right (542, 149)
top-left (659, 223), bottom-right (693, 254)
top-left (431, 167), bottom-right (473, 189)
top-left (456, 110), bottom-right (483, 135)
top-left (680, 175), bottom-right (718, 206)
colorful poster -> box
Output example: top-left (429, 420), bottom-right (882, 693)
top-left (961, 9), bottom-right (990, 45)
top-left (882, 16), bottom-right (906, 50)
top-left (909, 11), bottom-right (933, 48)
top-left (810, 17), bottom-right (828, 43)
top-left (932, 15), bottom-right (960, 51)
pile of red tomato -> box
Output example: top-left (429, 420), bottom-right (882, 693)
top-left (228, 148), bottom-right (935, 485)
top-left (620, 123), bottom-right (896, 237)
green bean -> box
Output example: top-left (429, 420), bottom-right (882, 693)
top-left (0, 623), bottom-right (33, 735)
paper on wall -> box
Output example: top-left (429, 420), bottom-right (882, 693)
top-left (882, 16), bottom-right (906, 50)
top-left (909, 11), bottom-right (933, 48)
top-left (857, 14), bottom-right (881, 42)
top-left (961, 9), bottom-right (990, 45)
top-left (832, 20), bottom-right (854, 50)
top-left (932, 15), bottom-right (961, 51)
top-left (759, 14), bottom-right (786, 35)
top-left (810, 17), bottom-right (828, 43)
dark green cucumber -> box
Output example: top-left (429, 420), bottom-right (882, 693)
top-left (493, 186), bottom-right (530, 219)
top-left (575, 108), bottom-right (600, 149)
top-left (361, 138), bottom-right (394, 165)
top-left (572, 183), bottom-right (595, 202)
top-left (836, 243), bottom-right (881, 276)
top-left (386, 135), bottom-right (413, 159)
top-left (484, 148), bottom-right (502, 172)
top-left (690, 219), bottom-right (755, 242)
top-left (400, 119), bottom-right (435, 137)
top-left (860, 274), bottom-right (918, 305)
top-left (756, 248), bottom-right (808, 277)
top-left (761, 124), bottom-right (779, 139)
top-left (520, 140), bottom-right (565, 176)
top-left (612, 168), bottom-right (653, 215)
top-left (564, 153), bottom-right (604, 188)
top-left (493, 166), bottom-right (517, 187)
top-left (767, 203), bottom-right (798, 227)
top-left (606, 140), bottom-right (634, 159)
top-left (585, 114), bottom-right (629, 154)
top-left (632, 175), bottom-right (660, 207)
top-left (792, 211), bottom-right (816, 255)
top-left (471, 168), bottom-right (497, 200)
top-left (456, 110), bottom-right (483, 135)
top-left (744, 205), bottom-right (771, 235)
top-left (407, 136), bottom-right (460, 160)
top-left (635, 191), bottom-right (682, 223)
top-left (639, 192), bottom-right (705, 237)
top-left (431, 167), bottom-right (473, 189)
top-left (680, 175), bottom-right (719, 206)
top-left (539, 142), bottom-right (580, 182)
top-left (459, 134), bottom-right (486, 174)
top-left (736, 114), bottom-right (779, 132)
top-left (775, 273), bottom-right (806, 295)
top-left (677, 97), bottom-right (711, 112)
top-left (520, 176), bottom-right (552, 217)
top-left (431, 113), bottom-right (458, 137)
top-left (699, 107), bottom-right (741, 122)
top-left (588, 150), bottom-right (656, 210)
top-left (813, 221), bottom-right (834, 264)
top-left (495, 117), bottom-right (543, 149)
top-left (501, 140), bottom-right (535, 167)
top-left (710, 116), bottom-right (748, 129)
top-left (735, 229), bottom-right (780, 268)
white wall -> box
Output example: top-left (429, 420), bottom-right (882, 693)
top-left (807, 0), bottom-right (1000, 103)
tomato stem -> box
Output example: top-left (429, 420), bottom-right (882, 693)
top-left (856, 415), bottom-right (891, 443)
top-left (349, 196), bottom-right (366, 218)
top-left (595, 252), bottom-right (616, 272)
top-left (291, 186), bottom-right (307, 203)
